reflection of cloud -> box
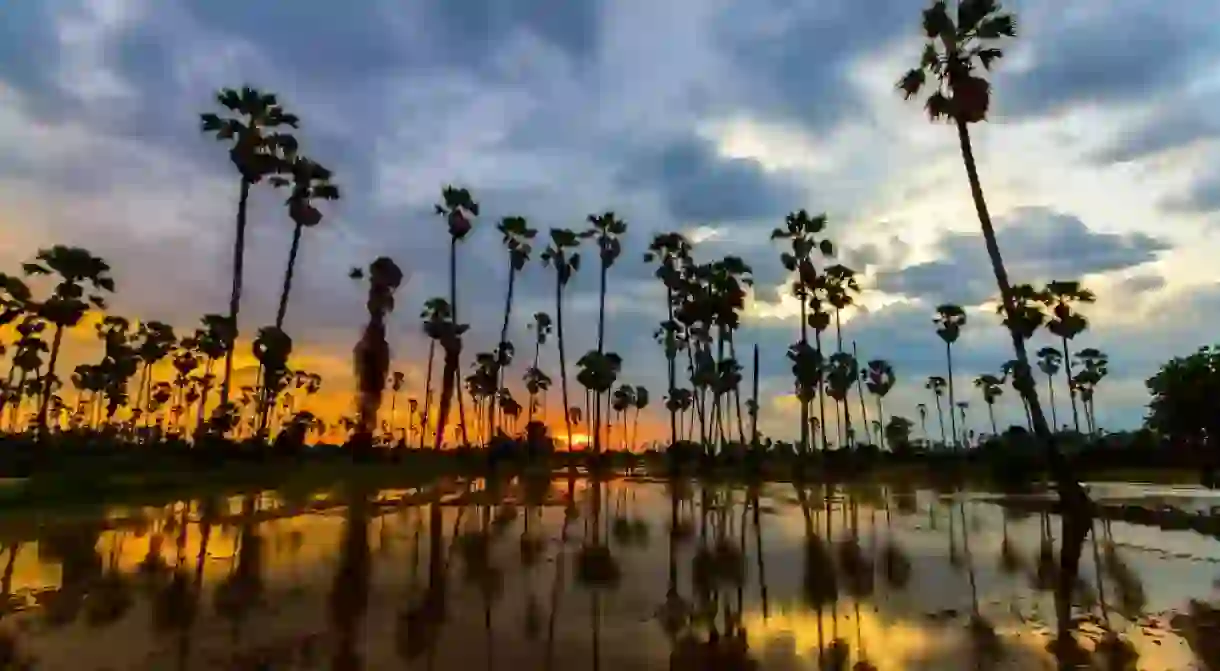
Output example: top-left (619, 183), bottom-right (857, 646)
top-left (742, 605), bottom-right (943, 668)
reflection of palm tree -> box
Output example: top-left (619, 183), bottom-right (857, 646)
top-left (329, 485), bottom-right (371, 671)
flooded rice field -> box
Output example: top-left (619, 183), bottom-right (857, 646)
top-left (0, 478), bottom-right (1217, 670)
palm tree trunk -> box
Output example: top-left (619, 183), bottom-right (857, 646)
top-left (35, 326), bottom-right (65, 441)
top-left (799, 300), bottom-right (810, 456)
top-left (420, 341), bottom-right (435, 450)
top-left (728, 333), bottom-right (746, 446)
top-left (0, 362), bottom-right (17, 431)
top-left (1045, 372), bottom-right (1059, 431)
top-left (851, 342), bottom-right (871, 445)
top-left (945, 342), bottom-right (959, 452)
top-left (449, 239), bottom-right (469, 446)
top-left (556, 273), bottom-right (573, 452)
top-left (751, 344), bottom-right (760, 449)
top-left (987, 402), bottom-right (997, 436)
top-left (665, 289), bottom-right (678, 448)
top-left (593, 251), bottom-right (608, 456)
top-left (875, 397), bottom-right (887, 451)
top-left (813, 330), bottom-right (830, 452)
top-left (274, 222), bottom-right (304, 330)
top-left (195, 359), bottom-right (215, 439)
top-left (1061, 337), bottom-right (1082, 435)
top-left (220, 177), bottom-right (251, 408)
top-left (495, 263), bottom-right (518, 437)
top-left (955, 117), bottom-right (1091, 642)
top-left (934, 395), bottom-right (946, 447)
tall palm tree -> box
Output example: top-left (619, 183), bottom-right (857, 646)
top-left (1035, 347), bottom-right (1063, 431)
top-left (494, 216), bottom-right (537, 435)
top-left (897, 10), bottom-right (1093, 596)
top-left (933, 304), bottom-right (966, 452)
top-left (917, 403), bottom-right (929, 446)
top-left (826, 352), bottom-right (859, 449)
top-left (1042, 281), bottom-right (1095, 435)
top-left (133, 320), bottom-right (177, 429)
top-left (611, 385), bottom-right (635, 451)
top-left (23, 246), bottom-right (115, 439)
top-left (191, 314), bottom-right (231, 436)
top-left (436, 186), bottom-right (479, 446)
top-left (825, 264), bottom-right (860, 439)
top-left (973, 374), bottom-right (1003, 437)
top-left (540, 229), bottom-right (584, 451)
top-left (955, 401), bottom-right (970, 448)
top-left (269, 156), bottom-right (340, 330)
top-left (353, 257), bottom-right (404, 451)
top-left (925, 375), bottom-right (948, 448)
top-left (632, 385), bottom-right (650, 451)
top-left (421, 298), bottom-right (459, 448)
top-left (645, 233), bottom-right (694, 448)
top-left (587, 212), bottom-right (627, 454)
top-left (389, 371), bottom-right (406, 441)
top-left (525, 312), bottom-right (553, 425)
top-left (771, 210), bottom-right (835, 455)
top-left (200, 86), bottom-right (300, 407)
top-left (1000, 359), bottom-right (1033, 431)
top-left (864, 360), bottom-right (896, 450)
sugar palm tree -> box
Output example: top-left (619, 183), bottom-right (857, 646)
top-left (1043, 281), bottom-right (1095, 435)
top-left (1000, 359), bottom-right (1033, 431)
top-left (269, 155), bottom-right (340, 330)
top-left (200, 86), bottom-right (300, 407)
top-left (864, 360), bottom-right (896, 450)
top-left (973, 374), bottom-right (1003, 436)
top-left (933, 304), bottom-right (966, 451)
top-left (525, 311), bottom-right (552, 425)
top-left (825, 352), bottom-right (860, 449)
top-left (191, 314), bottom-right (231, 436)
top-left (1035, 347), bottom-right (1063, 431)
top-left (632, 385), bottom-right (650, 451)
top-left (771, 210), bottom-right (835, 455)
top-left (576, 351), bottom-right (622, 455)
top-left (436, 186), bottom-right (479, 445)
top-left (418, 299), bottom-right (450, 449)
top-left (645, 233), bottom-right (694, 448)
top-left (493, 216), bottom-right (537, 435)
top-left (825, 264), bottom-right (860, 440)
top-left (917, 403), bottom-right (929, 446)
top-left (897, 12), bottom-right (1093, 598)
top-left (540, 229), bottom-right (584, 451)
top-left (1073, 348), bottom-right (1109, 437)
top-left (353, 257), bottom-right (405, 450)
top-left (133, 320), bottom-right (177, 428)
top-left (421, 297), bottom-right (467, 449)
top-left (23, 246), bottom-right (115, 439)
top-left (587, 212), bottom-right (627, 453)
top-left (955, 401), bottom-right (971, 448)
top-left (389, 371), bottom-right (406, 441)
top-left (925, 375), bottom-right (948, 448)
top-left (611, 385), bottom-right (635, 451)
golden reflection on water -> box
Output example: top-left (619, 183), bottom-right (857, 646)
top-left (0, 479), bottom-right (1212, 670)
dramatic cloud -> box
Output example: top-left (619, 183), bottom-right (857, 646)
top-left (2, 0), bottom-right (1219, 439)
top-left (873, 208), bottom-right (1170, 306)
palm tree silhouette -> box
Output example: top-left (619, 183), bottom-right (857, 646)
top-left (895, 5), bottom-right (1092, 585)
top-left (611, 385), bottom-right (635, 451)
top-left (933, 304), bottom-right (965, 451)
top-left (1043, 280), bottom-right (1095, 435)
top-left (540, 228), bottom-right (584, 451)
top-left (525, 312), bottom-right (552, 425)
top-left (200, 86), bottom-right (299, 408)
top-left (973, 373), bottom-right (1003, 437)
top-left (493, 216), bottom-right (537, 436)
top-left (632, 385), bottom-right (650, 451)
top-left (771, 210), bottom-right (835, 455)
top-left (23, 246), bottom-right (115, 439)
top-left (1073, 347), bottom-right (1109, 437)
top-left (916, 403), bottom-right (928, 447)
top-left (353, 256), bottom-right (405, 451)
top-left (956, 401), bottom-right (970, 448)
top-left (421, 297), bottom-right (466, 450)
top-left (825, 264), bottom-right (860, 440)
top-left (826, 352), bottom-right (859, 449)
top-left (925, 375), bottom-right (948, 448)
top-left (418, 299), bottom-right (449, 449)
top-left (864, 359), bottom-right (896, 450)
top-left (388, 371), bottom-right (406, 441)
top-left (645, 233), bottom-right (694, 447)
top-left (270, 155), bottom-right (340, 330)
top-left (1000, 358), bottom-right (1033, 431)
top-left (586, 212), bottom-right (627, 453)
top-left (436, 186), bottom-right (479, 445)
top-left (1036, 346), bottom-right (1063, 431)
top-left (190, 314), bottom-right (231, 437)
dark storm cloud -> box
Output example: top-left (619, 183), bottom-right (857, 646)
top-left (873, 207), bottom-right (1170, 306)
top-left (998, 4), bottom-right (1219, 120)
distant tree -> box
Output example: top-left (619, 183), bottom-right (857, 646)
top-left (493, 216), bottom-right (537, 436)
top-left (1035, 347), bottom-right (1063, 431)
top-left (864, 359), bottom-right (897, 450)
top-left (1043, 280), bottom-right (1095, 435)
top-left (540, 229), bottom-right (585, 451)
top-left (973, 373), bottom-right (1004, 436)
top-left (1146, 345), bottom-right (1220, 461)
top-left (645, 233), bottom-right (694, 447)
top-left (933, 304), bottom-right (966, 451)
top-left (925, 375), bottom-right (948, 447)
top-left (435, 186), bottom-right (479, 446)
top-left (884, 416), bottom-right (916, 454)
top-left (270, 155), bottom-right (340, 330)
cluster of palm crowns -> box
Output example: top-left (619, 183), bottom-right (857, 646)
top-left (0, 0), bottom-right (1109, 472)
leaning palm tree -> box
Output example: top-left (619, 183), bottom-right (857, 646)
top-left (269, 156), bottom-right (340, 330)
top-left (864, 360), bottom-right (896, 450)
top-left (493, 216), bottom-right (537, 435)
top-left (540, 229), bottom-right (585, 451)
top-left (973, 374), bottom-right (1003, 437)
top-left (200, 86), bottom-right (300, 407)
top-left (436, 186), bottom-right (479, 445)
top-left (896, 6), bottom-right (1092, 592)
top-left (933, 304), bottom-right (966, 452)
top-left (1035, 347), bottom-right (1063, 431)
top-left (925, 375), bottom-right (948, 448)
top-left (771, 210), bottom-right (835, 456)
top-left (1042, 281), bottom-right (1095, 435)
top-left (23, 246), bottom-right (115, 439)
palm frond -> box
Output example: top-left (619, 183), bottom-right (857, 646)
top-left (925, 92), bottom-right (953, 121)
top-left (897, 69), bottom-right (927, 100)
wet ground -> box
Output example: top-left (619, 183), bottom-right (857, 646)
top-left (0, 477), bottom-right (1216, 670)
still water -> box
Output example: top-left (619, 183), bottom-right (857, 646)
top-left (0, 478), bottom-right (1217, 670)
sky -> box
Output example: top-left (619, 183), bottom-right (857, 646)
top-left (2, 0), bottom-right (1220, 444)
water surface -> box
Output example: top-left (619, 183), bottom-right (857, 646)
top-left (0, 478), bottom-right (1216, 670)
